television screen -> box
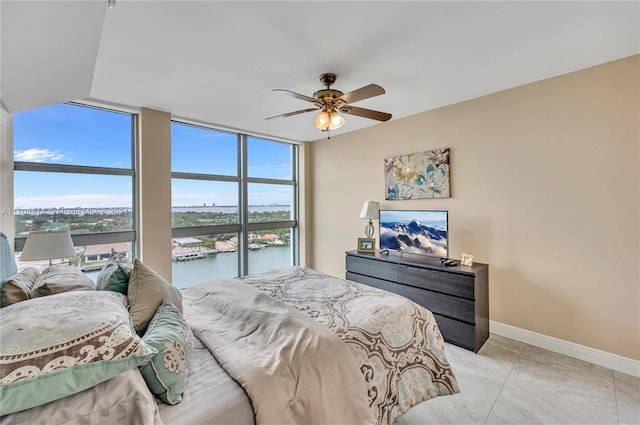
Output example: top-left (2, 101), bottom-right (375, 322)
top-left (379, 210), bottom-right (448, 258)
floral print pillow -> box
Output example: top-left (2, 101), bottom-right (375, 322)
top-left (139, 298), bottom-right (193, 405)
top-left (0, 291), bottom-right (156, 416)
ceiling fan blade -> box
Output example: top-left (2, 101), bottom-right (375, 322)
top-left (338, 84), bottom-right (385, 104)
top-left (266, 108), bottom-right (319, 121)
top-left (273, 89), bottom-right (319, 104)
top-left (340, 105), bottom-right (392, 122)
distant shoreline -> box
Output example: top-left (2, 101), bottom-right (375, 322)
top-left (8, 205), bottom-right (291, 216)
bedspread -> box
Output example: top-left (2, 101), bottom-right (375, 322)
top-left (239, 266), bottom-right (459, 425)
top-left (182, 277), bottom-right (373, 425)
top-left (1, 368), bottom-right (163, 425)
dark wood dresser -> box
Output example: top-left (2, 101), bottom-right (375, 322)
top-left (346, 250), bottom-right (489, 352)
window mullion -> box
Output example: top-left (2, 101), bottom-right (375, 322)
top-left (131, 114), bottom-right (139, 259)
top-left (246, 177), bottom-right (294, 185)
top-left (292, 144), bottom-right (299, 265)
top-left (173, 172), bottom-right (240, 182)
top-left (14, 162), bottom-right (133, 176)
top-left (239, 134), bottom-right (249, 277)
top-left (246, 221), bottom-right (296, 232)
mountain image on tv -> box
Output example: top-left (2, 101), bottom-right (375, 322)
top-left (379, 210), bottom-right (448, 258)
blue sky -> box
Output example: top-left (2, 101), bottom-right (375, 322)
top-left (13, 103), bottom-right (294, 208)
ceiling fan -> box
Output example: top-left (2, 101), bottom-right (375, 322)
top-left (266, 73), bottom-right (392, 133)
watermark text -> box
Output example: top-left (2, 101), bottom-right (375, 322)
top-left (1, 207), bottom-right (130, 216)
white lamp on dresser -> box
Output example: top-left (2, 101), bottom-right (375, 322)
top-left (359, 201), bottom-right (380, 238)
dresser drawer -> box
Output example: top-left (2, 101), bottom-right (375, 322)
top-left (346, 255), bottom-right (398, 282)
top-left (432, 313), bottom-right (477, 352)
top-left (346, 272), bottom-right (399, 294)
top-left (398, 285), bottom-right (475, 324)
top-left (346, 250), bottom-right (489, 352)
top-left (398, 265), bottom-right (474, 300)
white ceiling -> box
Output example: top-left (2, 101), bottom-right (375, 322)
top-left (2, 1), bottom-right (638, 143)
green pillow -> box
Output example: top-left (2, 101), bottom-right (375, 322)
top-left (128, 259), bottom-right (183, 334)
top-left (0, 291), bottom-right (157, 416)
top-left (139, 298), bottom-right (194, 405)
top-left (97, 259), bottom-right (133, 294)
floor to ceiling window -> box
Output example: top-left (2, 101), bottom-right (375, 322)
top-left (171, 122), bottom-right (298, 288)
top-left (12, 103), bottom-right (136, 278)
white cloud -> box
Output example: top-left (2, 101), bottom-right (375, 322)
top-left (14, 194), bottom-right (131, 209)
top-left (14, 148), bottom-right (64, 162)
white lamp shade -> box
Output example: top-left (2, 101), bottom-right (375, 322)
top-left (314, 110), bottom-right (330, 130)
top-left (315, 108), bottom-right (346, 131)
top-left (20, 230), bottom-right (76, 261)
top-left (359, 201), bottom-right (380, 220)
top-left (328, 111), bottom-right (345, 130)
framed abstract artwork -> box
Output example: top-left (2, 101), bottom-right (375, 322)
top-left (384, 148), bottom-right (450, 200)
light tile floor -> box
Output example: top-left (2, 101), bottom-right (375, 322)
top-left (397, 334), bottom-right (640, 425)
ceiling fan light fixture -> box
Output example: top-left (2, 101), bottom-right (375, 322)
top-left (314, 109), bottom-right (331, 130)
top-left (328, 110), bottom-right (345, 130)
top-left (315, 108), bottom-right (345, 131)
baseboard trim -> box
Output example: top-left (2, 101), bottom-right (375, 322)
top-left (490, 320), bottom-right (640, 378)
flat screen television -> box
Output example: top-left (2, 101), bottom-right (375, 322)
top-left (379, 210), bottom-right (448, 259)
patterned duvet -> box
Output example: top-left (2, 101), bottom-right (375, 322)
top-left (239, 266), bottom-right (459, 425)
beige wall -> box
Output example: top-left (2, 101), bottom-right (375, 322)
top-left (138, 107), bottom-right (172, 281)
top-left (307, 56), bottom-right (640, 360)
top-left (297, 142), bottom-right (312, 267)
top-left (0, 101), bottom-right (14, 241)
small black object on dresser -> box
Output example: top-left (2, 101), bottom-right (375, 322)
top-left (346, 250), bottom-right (489, 352)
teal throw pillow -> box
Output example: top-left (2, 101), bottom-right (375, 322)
top-left (0, 291), bottom-right (157, 416)
top-left (139, 298), bottom-right (194, 405)
top-left (97, 259), bottom-right (133, 294)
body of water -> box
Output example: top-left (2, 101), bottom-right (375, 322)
top-left (172, 205), bottom-right (290, 213)
top-left (85, 241), bottom-right (293, 288)
top-left (172, 245), bottom-right (292, 288)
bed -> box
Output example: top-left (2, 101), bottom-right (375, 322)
top-left (0, 261), bottom-right (458, 425)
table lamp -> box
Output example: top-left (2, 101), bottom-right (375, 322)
top-left (359, 201), bottom-right (380, 238)
top-left (20, 229), bottom-right (76, 266)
